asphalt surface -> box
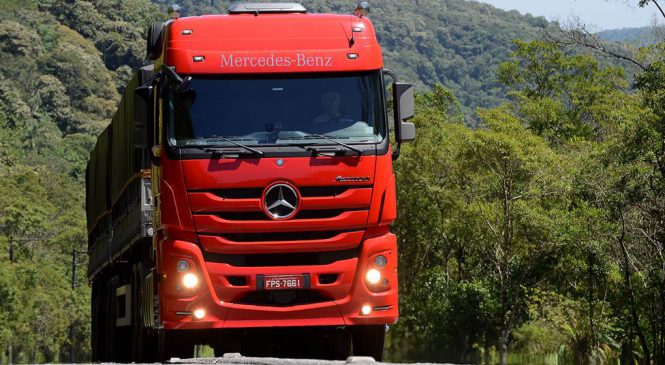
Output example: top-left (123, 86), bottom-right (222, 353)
top-left (162, 354), bottom-right (455, 365)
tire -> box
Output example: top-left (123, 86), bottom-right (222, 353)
top-left (159, 330), bottom-right (194, 361)
top-left (106, 276), bottom-right (133, 362)
top-left (132, 263), bottom-right (157, 362)
top-left (323, 328), bottom-right (352, 360)
top-left (90, 281), bottom-right (103, 362)
top-left (352, 325), bottom-right (386, 361)
top-left (104, 278), bottom-right (117, 361)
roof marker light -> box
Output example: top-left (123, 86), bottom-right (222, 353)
top-left (193, 56), bottom-right (205, 62)
top-left (347, 53), bottom-right (359, 60)
top-left (181, 29), bottom-right (193, 35)
top-left (352, 26), bottom-right (364, 33)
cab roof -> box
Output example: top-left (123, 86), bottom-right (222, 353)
top-left (163, 12), bottom-right (383, 74)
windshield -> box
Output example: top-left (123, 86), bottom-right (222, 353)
top-left (166, 71), bottom-right (385, 147)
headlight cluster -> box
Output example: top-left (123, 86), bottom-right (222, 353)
top-left (365, 254), bottom-right (388, 287)
top-left (177, 260), bottom-right (199, 289)
top-left (361, 254), bottom-right (390, 316)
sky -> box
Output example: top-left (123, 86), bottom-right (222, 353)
top-left (474, 0), bottom-right (661, 30)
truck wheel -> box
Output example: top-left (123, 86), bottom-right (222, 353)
top-left (106, 276), bottom-right (132, 362)
top-left (158, 330), bottom-right (194, 361)
top-left (352, 325), bottom-right (386, 361)
top-left (323, 328), bottom-right (352, 360)
top-left (131, 263), bottom-right (156, 362)
top-left (90, 281), bottom-right (103, 362)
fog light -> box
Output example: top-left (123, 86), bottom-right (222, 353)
top-left (193, 308), bottom-right (205, 319)
top-left (183, 273), bottom-right (198, 288)
top-left (361, 304), bottom-right (372, 316)
top-left (366, 269), bottom-right (381, 285)
top-left (176, 260), bottom-right (190, 272)
top-left (374, 255), bottom-right (387, 268)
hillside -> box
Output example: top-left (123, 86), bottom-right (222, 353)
top-left (598, 26), bottom-right (656, 45)
top-left (0, 0), bottom-right (161, 361)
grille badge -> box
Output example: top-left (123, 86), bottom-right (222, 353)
top-left (263, 183), bottom-right (299, 220)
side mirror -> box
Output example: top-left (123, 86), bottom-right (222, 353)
top-left (392, 82), bottom-right (416, 143)
top-left (147, 22), bottom-right (165, 60)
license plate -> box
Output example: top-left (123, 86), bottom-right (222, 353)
top-left (263, 275), bottom-right (304, 290)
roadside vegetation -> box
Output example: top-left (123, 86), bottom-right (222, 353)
top-left (0, 0), bottom-right (663, 364)
top-left (391, 13), bottom-right (665, 365)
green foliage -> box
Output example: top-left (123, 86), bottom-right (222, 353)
top-left (390, 34), bottom-right (665, 364)
top-left (0, 0), bottom-right (159, 362)
top-left (498, 40), bottom-right (628, 144)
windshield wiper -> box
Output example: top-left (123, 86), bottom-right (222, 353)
top-left (194, 136), bottom-right (264, 157)
top-left (281, 134), bottom-right (363, 156)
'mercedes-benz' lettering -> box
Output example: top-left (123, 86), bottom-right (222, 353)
top-left (221, 54), bottom-right (333, 68)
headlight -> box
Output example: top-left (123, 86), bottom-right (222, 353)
top-left (366, 269), bottom-right (381, 285)
top-left (182, 273), bottom-right (199, 288)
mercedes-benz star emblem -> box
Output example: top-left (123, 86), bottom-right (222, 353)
top-left (263, 184), bottom-right (299, 220)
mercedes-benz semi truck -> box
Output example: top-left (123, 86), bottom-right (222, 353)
top-left (86, 2), bottom-right (415, 362)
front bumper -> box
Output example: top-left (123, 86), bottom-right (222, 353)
top-left (159, 233), bottom-right (398, 330)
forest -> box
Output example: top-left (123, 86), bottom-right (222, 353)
top-left (0, 0), bottom-right (663, 364)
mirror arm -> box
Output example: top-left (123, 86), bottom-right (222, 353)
top-left (383, 68), bottom-right (398, 83)
top-left (161, 65), bottom-right (184, 84)
top-left (392, 143), bottom-right (401, 161)
top-left (385, 69), bottom-right (401, 160)
top-left (159, 65), bottom-right (193, 93)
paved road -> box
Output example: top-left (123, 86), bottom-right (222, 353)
top-left (166, 353), bottom-right (455, 365)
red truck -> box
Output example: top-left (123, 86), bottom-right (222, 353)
top-left (86, 2), bottom-right (415, 362)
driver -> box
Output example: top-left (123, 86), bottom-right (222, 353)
top-left (312, 91), bottom-right (346, 124)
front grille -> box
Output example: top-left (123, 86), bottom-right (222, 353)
top-left (188, 185), bottom-right (372, 238)
top-left (217, 230), bottom-right (347, 242)
top-left (209, 188), bottom-right (263, 199)
top-left (204, 248), bottom-right (359, 267)
top-left (211, 209), bottom-right (356, 221)
top-left (299, 185), bottom-right (370, 197)
top-left (237, 290), bottom-right (332, 306)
